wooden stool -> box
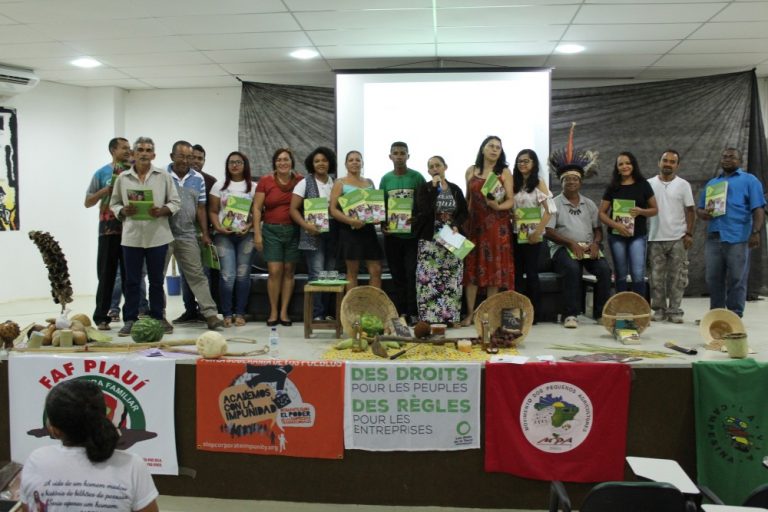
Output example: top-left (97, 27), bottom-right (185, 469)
top-left (303, 284), bottom-right (345, 338)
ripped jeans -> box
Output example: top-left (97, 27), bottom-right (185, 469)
top-left (215, 232), bottom-right (254, 317)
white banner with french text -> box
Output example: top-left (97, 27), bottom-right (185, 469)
top-left (344, 362), bottom-right (481, 451)
top-left (9, 354), bottom-right (179, 475)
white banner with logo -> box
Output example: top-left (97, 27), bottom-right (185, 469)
top-left (9, 354), bottom-right (179, 475)
top-left (344, 362), bottom-right (481, 451)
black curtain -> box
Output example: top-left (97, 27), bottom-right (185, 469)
top-left (238, 71), bottom-right (768, 295)
top-left (550, 70), bottom-right (767, 295)
top-left (238, 81), bottom-right (335, 177)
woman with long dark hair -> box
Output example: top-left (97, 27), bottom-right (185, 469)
top-left (289, 146), bottom-right (338, 320)
top-left (598, 151), bottom-right (658, 294)
top-left (461, 135), bottom-right (515, 326)
top-left (209, 151), bottom-right (257, 327)
top-left (512, 149), bottom-right (553, 323)
top-left (413, 155), bottom-right (469, 324)
top-left (21, 379), bottom-right (159, 512)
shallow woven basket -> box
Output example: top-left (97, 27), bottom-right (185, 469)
top-left (601, 291), bottom-right (651, 334)
top-left (473, 290), bottom-right (534, 345)
top-left (340, 285), bottom-right (399, 338)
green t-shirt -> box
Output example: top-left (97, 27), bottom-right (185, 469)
top-left (379, 168), bottom-right (426, 239)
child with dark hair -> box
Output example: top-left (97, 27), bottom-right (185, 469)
top-left (21, 379), bottom-right (159, 512)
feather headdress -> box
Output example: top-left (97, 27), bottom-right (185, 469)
top-left (29, 230), bottom-right (73, 312)
top-left (549, 122), bottom-right (599, 180)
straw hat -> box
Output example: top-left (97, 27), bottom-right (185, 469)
top-left (340, 286), bottom-right (398, 338)
top-left (473, 290), bottom-right (534, 345)
top-left (699, 308), bottom-right (745, 343)
top-left (601, 292), bottom-right (651, 334)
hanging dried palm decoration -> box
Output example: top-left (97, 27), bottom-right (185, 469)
top-left (28, 230), bottom-right (73, 312)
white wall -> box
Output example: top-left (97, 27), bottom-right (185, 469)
top-left (125, 87), bottom-right (241, 183)
top-left (0, 82), bottom-right (240, 303)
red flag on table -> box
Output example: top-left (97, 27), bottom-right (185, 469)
top-left (484, 362), bottom-right (631, 482)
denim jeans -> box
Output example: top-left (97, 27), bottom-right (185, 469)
top-left (215, 232), bottom-right (254, 317)
top-left (608, 233), bottom-right (648, 295)
top-left (110, 266), bottom-right (148, 316)
top-left (122, 244), bottom-right (168, 322)
top-left (705, 236), bottom-right (749, 316)
top-left (303, 233), bottom-right (338, 318)
top-left (552, 247), bottom-right (612, 319)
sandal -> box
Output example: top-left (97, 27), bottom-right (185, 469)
top-left (223, 316), bottom-right (232, 328)
top-left (235, 315), bottom-right (246, 327)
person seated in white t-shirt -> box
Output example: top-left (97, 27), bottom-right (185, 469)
top-left (21, 379), bottom-right (159, 512)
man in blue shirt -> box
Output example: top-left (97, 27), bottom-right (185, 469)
top-left (696, 147), bottom-right (765, 316)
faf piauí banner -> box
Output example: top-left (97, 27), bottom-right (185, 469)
top-left (344, 362), bottom-right (481, 451)
top-left (9, 354), bottom-right (179, 475)
top-left (196, 359), bottom-right (345, 459)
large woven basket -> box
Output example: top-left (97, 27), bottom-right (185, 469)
top-left (601, 291), bottom-right (651, 334)
top-left (473, 290), bottom-right (534, 345)
top-left (340, 286), bottom-right (399, 338)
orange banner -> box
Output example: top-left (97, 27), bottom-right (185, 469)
top-left (196, 359), bottom-right (344, 459)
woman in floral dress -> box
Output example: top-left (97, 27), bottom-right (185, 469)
top-left (413, 156), bottom-right (468, 324)
top-left (461, 135), bottom-right (515, 326)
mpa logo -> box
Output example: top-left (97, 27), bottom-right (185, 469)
top-left (519, 381), bottom-right (593, 453)
top-left (706, 404), bottom-right (764, 464)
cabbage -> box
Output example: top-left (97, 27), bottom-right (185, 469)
top-left (360, 313), bottom-right (384, 336)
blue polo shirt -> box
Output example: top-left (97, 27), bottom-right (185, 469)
top-left (698, 168), bottom-right (765, 243)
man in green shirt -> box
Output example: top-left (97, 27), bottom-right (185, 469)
top-left (379, 141), bottom-right (426, 324)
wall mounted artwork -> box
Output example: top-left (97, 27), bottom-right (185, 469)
top-left (0, 107), bottom-right (18, 230)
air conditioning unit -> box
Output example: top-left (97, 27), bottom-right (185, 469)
top-left (0, 65), bottom-right (39, 96)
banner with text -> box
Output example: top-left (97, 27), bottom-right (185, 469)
top-left (344, 362), bottom-right (481, 451)
top-left (196, 359), bottom-right (344, 459)
top-left (9, 353), bottom-right (178, 475)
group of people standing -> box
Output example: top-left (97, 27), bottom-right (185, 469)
top-left (87, 136), bottom-right (765, 334)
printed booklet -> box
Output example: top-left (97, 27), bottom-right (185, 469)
top-left (387, 197), bottom-right (413, 234)
top-left (127, 189), bottom-right (154, 221)
top-left (222, 195), bottom-right (253, 232)
top-left (704, 181), bottom-right (727, 217)
top-left (480, 172), bottom-right (505, 202)
top-left (515, 207), bottom-right (541, 244)
top-left (365, 189), bottom-right (386, 223)
top-left (611, 199), bottom-right (635, 236)
top-left (304, 197), bottom-right (330, 233)
top-left (338, 188), bottom-right (370, 222)
top-left (435, 225), bottom-right (475, 260)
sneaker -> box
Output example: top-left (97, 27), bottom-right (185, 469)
top-left (138, 310), bottom-right (149, 319)
top-left (97, 321), bottom-right (111, 331)
top-left (652, 310), bottom-right (666, 322)
top-left (313, 316), bottom-right (324, 321)
top-left (206, 316), bottom-right (224, 330)
top-left (325, 315), bottom-right (335, 321)
top-left (108, 309), bottom-right (120, 322)
top-left (669, 315), bottom-right (684, 324)
top-left (118, 321), bottom-right (134, 337)
top-left (174, 310), bottom-right (200, 324)
top-left (161, 318), bottom-right (174, 334)
top-left (563, 316), bottom-right (579, 329)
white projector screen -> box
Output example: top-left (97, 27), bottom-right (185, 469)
top-left (336, 69), bottom-right (551, 191)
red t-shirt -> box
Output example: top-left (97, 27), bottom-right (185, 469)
top-left (256, 173), bottom-right (303, 224)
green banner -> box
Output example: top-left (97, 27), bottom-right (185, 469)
top-left (693, 359), bottom-right (768, 504)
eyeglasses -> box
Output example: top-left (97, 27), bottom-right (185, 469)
top-left (517, 159), bottom-right (532, 165)
top-left (229, 160), bottom-right (244, 166)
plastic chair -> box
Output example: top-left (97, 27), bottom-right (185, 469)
top-left (550, 481), bottom-right (697, 512)
top-left (700, 483), bottom-right (768, 508)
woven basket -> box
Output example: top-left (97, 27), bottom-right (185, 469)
top-left (340, 286), bottom-right (399, 338)
top-left (473, 291), bottom-right (534, 345)
top-left (601, 291), bottom-right (651, 334)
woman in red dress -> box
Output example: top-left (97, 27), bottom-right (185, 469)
top-left (461, 135), bottom-right (515, 326)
